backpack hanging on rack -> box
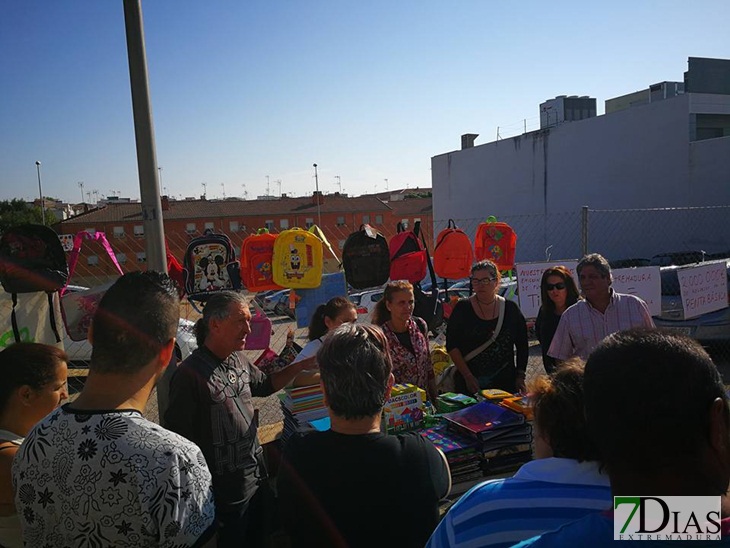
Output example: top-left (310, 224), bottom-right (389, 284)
top-left (182, 232), bottom-right (241, 308)
top-left (342, 224), bottom-right (390, 290)
top-left (240, 229), bottom-right (282, 292)
top-left (272, 227), bottom-right (324, 289)
top-left (60, 230), bottom-right (124, 342)
top-left (0, 224), bottom-right (68, 344)
top-left (410, 223), bottom-right (444, 333)
top-left (433, 219), bottom-right (473, 280)
top-left (389, 221), bottom-right (427, 283)
top-left (474, 216), bottom-right (517, 271)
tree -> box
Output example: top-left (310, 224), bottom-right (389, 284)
top-left (0, 199), bottom-right (48, 236)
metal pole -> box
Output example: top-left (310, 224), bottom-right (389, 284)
top-left (313, 163), bottom-right (321, 227)
top-left (581, 205), bottom-right (589, 256)
top-left (123, 0), bottom-right (166, 273)
top-left (35, 161), bottom-right (45, 224)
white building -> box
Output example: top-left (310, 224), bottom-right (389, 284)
top-left (431, 57), bottom-right (730, 263)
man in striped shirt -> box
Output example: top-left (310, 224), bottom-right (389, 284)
top-left (548, 253), bottom-right (654, 362)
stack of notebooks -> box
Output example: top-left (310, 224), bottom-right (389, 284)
top-left (420, 423), bottom-right (483, 484)
top-left (278, 384), bottom-right (328, 443)
top-left (441, 400), bottom-right (533, 476)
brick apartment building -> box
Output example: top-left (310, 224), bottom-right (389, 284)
top-left (56, 190), bottom-right (433, 283)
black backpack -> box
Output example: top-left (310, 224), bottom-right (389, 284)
top-left (342, 224), bottom-right (390, 290)
top-left (0, 224), bottom-right (68, 343)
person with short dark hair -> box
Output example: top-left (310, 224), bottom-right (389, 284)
top-left (446, 260), bottom-right (529, 394)
top-left (277, 323), bottom-right (451, 547)
top-left (0, 343), bottom-right (68, 548)
top-left (428, 360), bottom-right (611, 548)
top-left (165, 291), bottom-right (315, 547)
top-left (548, 253), bottom-right (654, 362)
top-left (516, 328), bottom-right (730, 546)
top-left (535, 266), bottom-right (581, 374)
top-left (13, 272), bottom-right (216, 547)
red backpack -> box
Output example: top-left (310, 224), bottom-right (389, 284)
top-left (240, 229), bottom-right (283, 292)
top-left (389, 221), bottom-right (427, 283)
top-left (433, 219), bottom-right (473, 280)
top-left (474, 217), bottom-right (517, 271)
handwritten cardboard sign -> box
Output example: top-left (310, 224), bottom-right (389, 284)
top-left (677, 262), bottom-right (728, 319)
top-left (611, 266), bottom-right (661, 316)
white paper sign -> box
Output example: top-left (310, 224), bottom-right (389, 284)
top-left (515, 261), bottom-right (578, 318)
top-left (611, 266), bottom-right (662, 317)
top-left (677, 262), bottom-right (728, 319)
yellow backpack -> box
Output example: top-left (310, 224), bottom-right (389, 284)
top-left (272, 227), bottom-right (324, 289)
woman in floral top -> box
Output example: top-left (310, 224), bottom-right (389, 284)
top-left (373, 281), bottom-right (438, 403)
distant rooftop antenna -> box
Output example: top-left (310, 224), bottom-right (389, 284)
top-left (221, 182), bottom-right (226, 199)
top-left (266, 175), bottom-right (270, 196)
top-left (202, 182), bottom-right (207, 199)
top-left (242, 184), bottom-right (248, 200)
top-left (384, 178), bottom-right (389, 191)
top-left (276, 179), bottom-right (282, 196)
top-left (335, 175), bottom-right (341, 193)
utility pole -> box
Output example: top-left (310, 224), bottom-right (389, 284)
top-left (313, 163), bottom-right (321, 227)
top-left (35, 161), bottom-right (45, 224)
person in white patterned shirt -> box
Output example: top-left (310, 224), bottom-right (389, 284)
top-left (12, 272), bottom-right (216, 548)
top-left (548, 253), bottom-right (654, 362)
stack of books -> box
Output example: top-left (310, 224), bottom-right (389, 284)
top-left (420, 423), bottom-right (483, 484)
top-left (279, 384), bottom-right (328, 443)
top-left (441, 400), bottom-right (533, 476)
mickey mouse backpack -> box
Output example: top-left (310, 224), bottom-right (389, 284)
top-left (183, 232), bottom-right (241, 307)
top-left (240, 229), bottom-right (282, 292)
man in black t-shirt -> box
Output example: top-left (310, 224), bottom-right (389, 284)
top-left (277, 323), bottom-right (451, 548)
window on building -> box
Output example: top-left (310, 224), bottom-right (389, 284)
top-left (401, 218), bottom-right (409, 229)
top-left (204, 222), bottom-right (215, 231)
top-left (338, 239), bottom-right (345, 249)
top-left (134, 225), bottom-right (144, 238)
top-left (414, 217), bottom-right (421, 224)
top-left (84, 228), bottom-right (96, 236)
top-left (229, 221), bottom-right (239, 233)
top-left (113, 226), bottom-right (125, 238)
top-left (375, 214), bottom-right (383, 225)
top-left (87, 255), bottom-right (98, 266)
top-left (265, 220), bottom-right (274, 231)
top-left (305, 218), bottom-right (314, 229)
top-left (336, 216), bottom-right (345, 226)
top-left (280, 219), bottom-right (289, 229)
top-left (136, 252), bottom-right (147, 263)
top-left (362, 215), bottom-right (370, 224)
top-left (186, 223), bottom-right (197, 234)
top-left (116, 253), bottom-right (127, 264)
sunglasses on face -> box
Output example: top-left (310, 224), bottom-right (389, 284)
top-left (545, 282), bottom-right (566, 291)
top-left (471, 277), bottom-right (496, 285)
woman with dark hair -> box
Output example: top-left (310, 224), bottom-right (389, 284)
top-left (373, 281), bottom-right (438, 403)
top-left (535, 266), bottom-right (581, 374)
top-left (0, 343), bottom-right (68, 548)
top-left (292, 296), bottom-right (357, 365)
top-left (446, 260), bottom-right (528, 395)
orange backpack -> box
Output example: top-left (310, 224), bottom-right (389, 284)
top-left (240, 229), bottom-right (283, 292)
top-left (474, 217), bottom-right (517, 271)
top-left (433, 219), bottom-right (473, 280)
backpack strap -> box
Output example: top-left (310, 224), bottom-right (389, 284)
top-left (10, 293), bottom-right (20, 344)
top-left (65, 230), bottom-right (123, 290)
top-left (309, 224), bottom-right (341, 267)
top-left (47, 292), bottom-right (61, 343)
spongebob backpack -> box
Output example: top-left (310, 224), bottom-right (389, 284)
top-left (272, 227), bottom-right (323, 289)
top-left (240, 229), bottom-right (283, 292)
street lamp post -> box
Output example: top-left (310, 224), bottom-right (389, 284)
top-left (313, 163), bottom-right (321, 227)
top-left (35, 161), bottom-right (45, 224)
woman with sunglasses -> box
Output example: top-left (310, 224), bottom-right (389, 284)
top-left (535, 266), bottom-right (581, 374)
top-left (446, 260), bottom-right (528, 396)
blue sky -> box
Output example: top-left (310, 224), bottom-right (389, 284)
top-left (1, 1), bottom-right (728, 204)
